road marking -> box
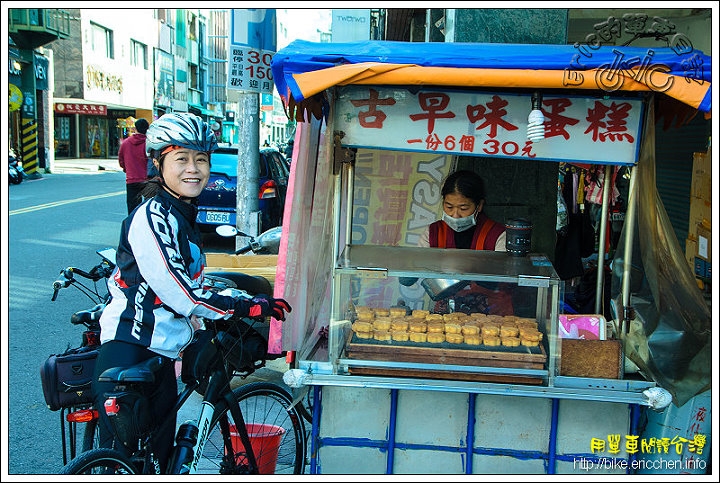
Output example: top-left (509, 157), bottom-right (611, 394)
top-left (9, 191), bottom-right (125, 216)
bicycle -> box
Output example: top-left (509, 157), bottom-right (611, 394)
top-left (60, 272), bottom-right (307, 475)
top-left (43, 248), bottom-right (116, 465)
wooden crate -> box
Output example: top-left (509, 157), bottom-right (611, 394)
top-left (205, 253), bottom-right (278, 286)
top-left (345, 333), bottom-right (546, 384)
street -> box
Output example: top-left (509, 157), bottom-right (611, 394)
top-left (3, 169), bottom-right (251, 474)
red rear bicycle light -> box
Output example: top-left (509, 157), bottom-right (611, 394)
top-left (67, 408), bottom-right (99, 423)
top-left (258, 180), bottom-right (277, 199)
top-left (104, 397), bottom-right (120, 416)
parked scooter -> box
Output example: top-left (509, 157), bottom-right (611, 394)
top-left (9, 148), bottom-right (25, 185)
top-left (216, 225), bottom-right (282, 255)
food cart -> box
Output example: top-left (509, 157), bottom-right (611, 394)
top-left (267, 40), bottom-right (712, 474)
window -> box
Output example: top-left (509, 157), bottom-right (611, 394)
top-left (189, 64), bottom-right (198, 90)
top-left (187, 11), bottom-right (197, 41)
top-left (90, 22), bottom-right (114, 59)
top-left (130, 40), bottom-right (148, 69)
top-left (175, 9), bottom-right (186, 47)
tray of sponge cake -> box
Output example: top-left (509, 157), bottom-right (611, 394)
top-left (347, 306), bottom-right (547, 373)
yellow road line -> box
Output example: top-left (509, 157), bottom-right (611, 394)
top-left (9, 191), bottom-right (125, 216)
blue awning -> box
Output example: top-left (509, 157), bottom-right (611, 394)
top-left (271, 40), bottom-right (712, 118)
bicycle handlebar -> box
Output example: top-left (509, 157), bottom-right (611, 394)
top-left (51, 262), bottom-right (114, 301)
top-left (70, 266), bottom-right (103, 281)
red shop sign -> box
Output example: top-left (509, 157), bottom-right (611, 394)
top-left (55, 103), bottom-right (107, 116)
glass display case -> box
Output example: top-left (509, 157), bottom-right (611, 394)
top-left (309, 244), bottom-right (563, 387)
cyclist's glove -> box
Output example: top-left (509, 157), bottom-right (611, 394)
top-left (235, 294), bottom-right (292, 321)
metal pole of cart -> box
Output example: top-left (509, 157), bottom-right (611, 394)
top-left (594, 164), bottom-right (612, 314)
top-left (345, 163), bottom-right (355, 255)
top-left (619, 165), bottom-right (638, 334)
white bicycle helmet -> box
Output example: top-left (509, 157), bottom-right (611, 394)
top-left (146, 112), bottom-right (218, 158)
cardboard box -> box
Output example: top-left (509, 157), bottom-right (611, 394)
top-left (696, 223), bottom-right (711, 262)
top-left (685, 237), bottom-right (698, 271)
top-left (688, 196), bottom-right (711, 230)
top-left (205, 253), bottom-right (278, 286)
top-left (559, 339), bottom-right (623, 379)
top-left (691, 150), bottom-right (711, 201)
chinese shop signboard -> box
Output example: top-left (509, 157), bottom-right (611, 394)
top-left (334, 86), bottom-right (644, 166)
top-left (54, 103), bottom-right (107, 116)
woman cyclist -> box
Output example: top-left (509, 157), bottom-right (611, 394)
top-left (92, 112), bottom-right (291, 472)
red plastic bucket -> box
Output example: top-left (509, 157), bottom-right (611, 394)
top-left (230, 423), bottom-right (286, 474)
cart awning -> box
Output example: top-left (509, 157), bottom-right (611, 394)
top-left (271, 40), bottom-right (712, 120)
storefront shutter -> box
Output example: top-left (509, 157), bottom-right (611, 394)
top-left (654, 115), bottom-right (711, 253)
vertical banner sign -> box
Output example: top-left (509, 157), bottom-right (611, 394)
top-left (350, 149), bottom-right (454, 311)
top-left (228, 9), bottom-right (277, 94)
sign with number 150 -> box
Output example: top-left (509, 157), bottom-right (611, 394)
top-left (228, 9), bottom-right (276, 94)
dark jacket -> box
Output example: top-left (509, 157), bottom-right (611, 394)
top-left (99, 189), bottom-right (237, 359)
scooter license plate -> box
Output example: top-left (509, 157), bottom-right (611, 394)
top-left (205, 211), bottom-right (231, 224)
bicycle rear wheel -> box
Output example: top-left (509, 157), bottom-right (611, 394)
top-left (60, 448), bottom-right (137, 475)
top-left (81, 418), bottom-right (99, 452)
top-left (196, 381), bottom-right (306, 474)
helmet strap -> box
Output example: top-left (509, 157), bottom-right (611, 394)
top-left (157, 177), bottom-right (195, 202)
top-left (155, 161), bottom-right (196, 202)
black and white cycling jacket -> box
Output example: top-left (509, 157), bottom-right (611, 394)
top-left (100, 188), bottom-right (236, 359)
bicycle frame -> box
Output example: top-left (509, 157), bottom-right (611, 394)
top-left (103, 344), bottom-right (264, 474)
top-left (62, 268), bottom-right (290, 475)
top-left (184, 366), bottom-right (260, 474)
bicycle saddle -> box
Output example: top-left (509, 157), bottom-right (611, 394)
top-left (98, 356), bottom-right (165, 384)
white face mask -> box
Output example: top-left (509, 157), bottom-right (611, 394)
top-left (442, 212), bottom-right (477, 232)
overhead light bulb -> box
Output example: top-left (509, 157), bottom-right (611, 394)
top-left (527, 92), bottom-right (545, 142)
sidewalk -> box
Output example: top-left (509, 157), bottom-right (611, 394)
top-left (49, 157), bottom-right (123, 174)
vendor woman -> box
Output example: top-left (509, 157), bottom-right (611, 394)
top-left (418, 169), bottom-right (506, 251)
top-left (418, 169), bottom-right (512, 315)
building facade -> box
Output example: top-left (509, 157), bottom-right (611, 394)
top-left (49, 9), bottom-right (156, 160)
top-left (8, 8), bottom-right (71, 177)
top-left (18, 8), bottom-right (233, 167)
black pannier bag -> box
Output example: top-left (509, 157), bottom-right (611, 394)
top-left (40, 345), bottom-right (98, 411)
top-left (104, 389), bottom-right (153, 448)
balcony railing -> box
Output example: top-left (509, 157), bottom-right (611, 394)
top-left (9, 9), bottom-right (72, 49)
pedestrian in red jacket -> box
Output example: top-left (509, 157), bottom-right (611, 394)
top-left (118, 118), bottom-right (150, 213)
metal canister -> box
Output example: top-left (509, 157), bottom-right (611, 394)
top-left (505, 218), bottom-right (532, 256)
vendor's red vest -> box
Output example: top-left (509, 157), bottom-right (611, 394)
top-left (429, 213), bottom-right (505, 250)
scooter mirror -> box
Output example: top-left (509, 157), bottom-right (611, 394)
top-left (216, 225), bottom-right (240, 237)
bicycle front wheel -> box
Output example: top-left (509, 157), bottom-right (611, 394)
top-left (60, 448), bottom-right (137, 475)
top-left (196, 381), bottom-right (306, 474)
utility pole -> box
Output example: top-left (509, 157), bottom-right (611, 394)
top-left (235, 92), bottom-right (261, 241)
top-left (227, 9), bottom-right (277, 249)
